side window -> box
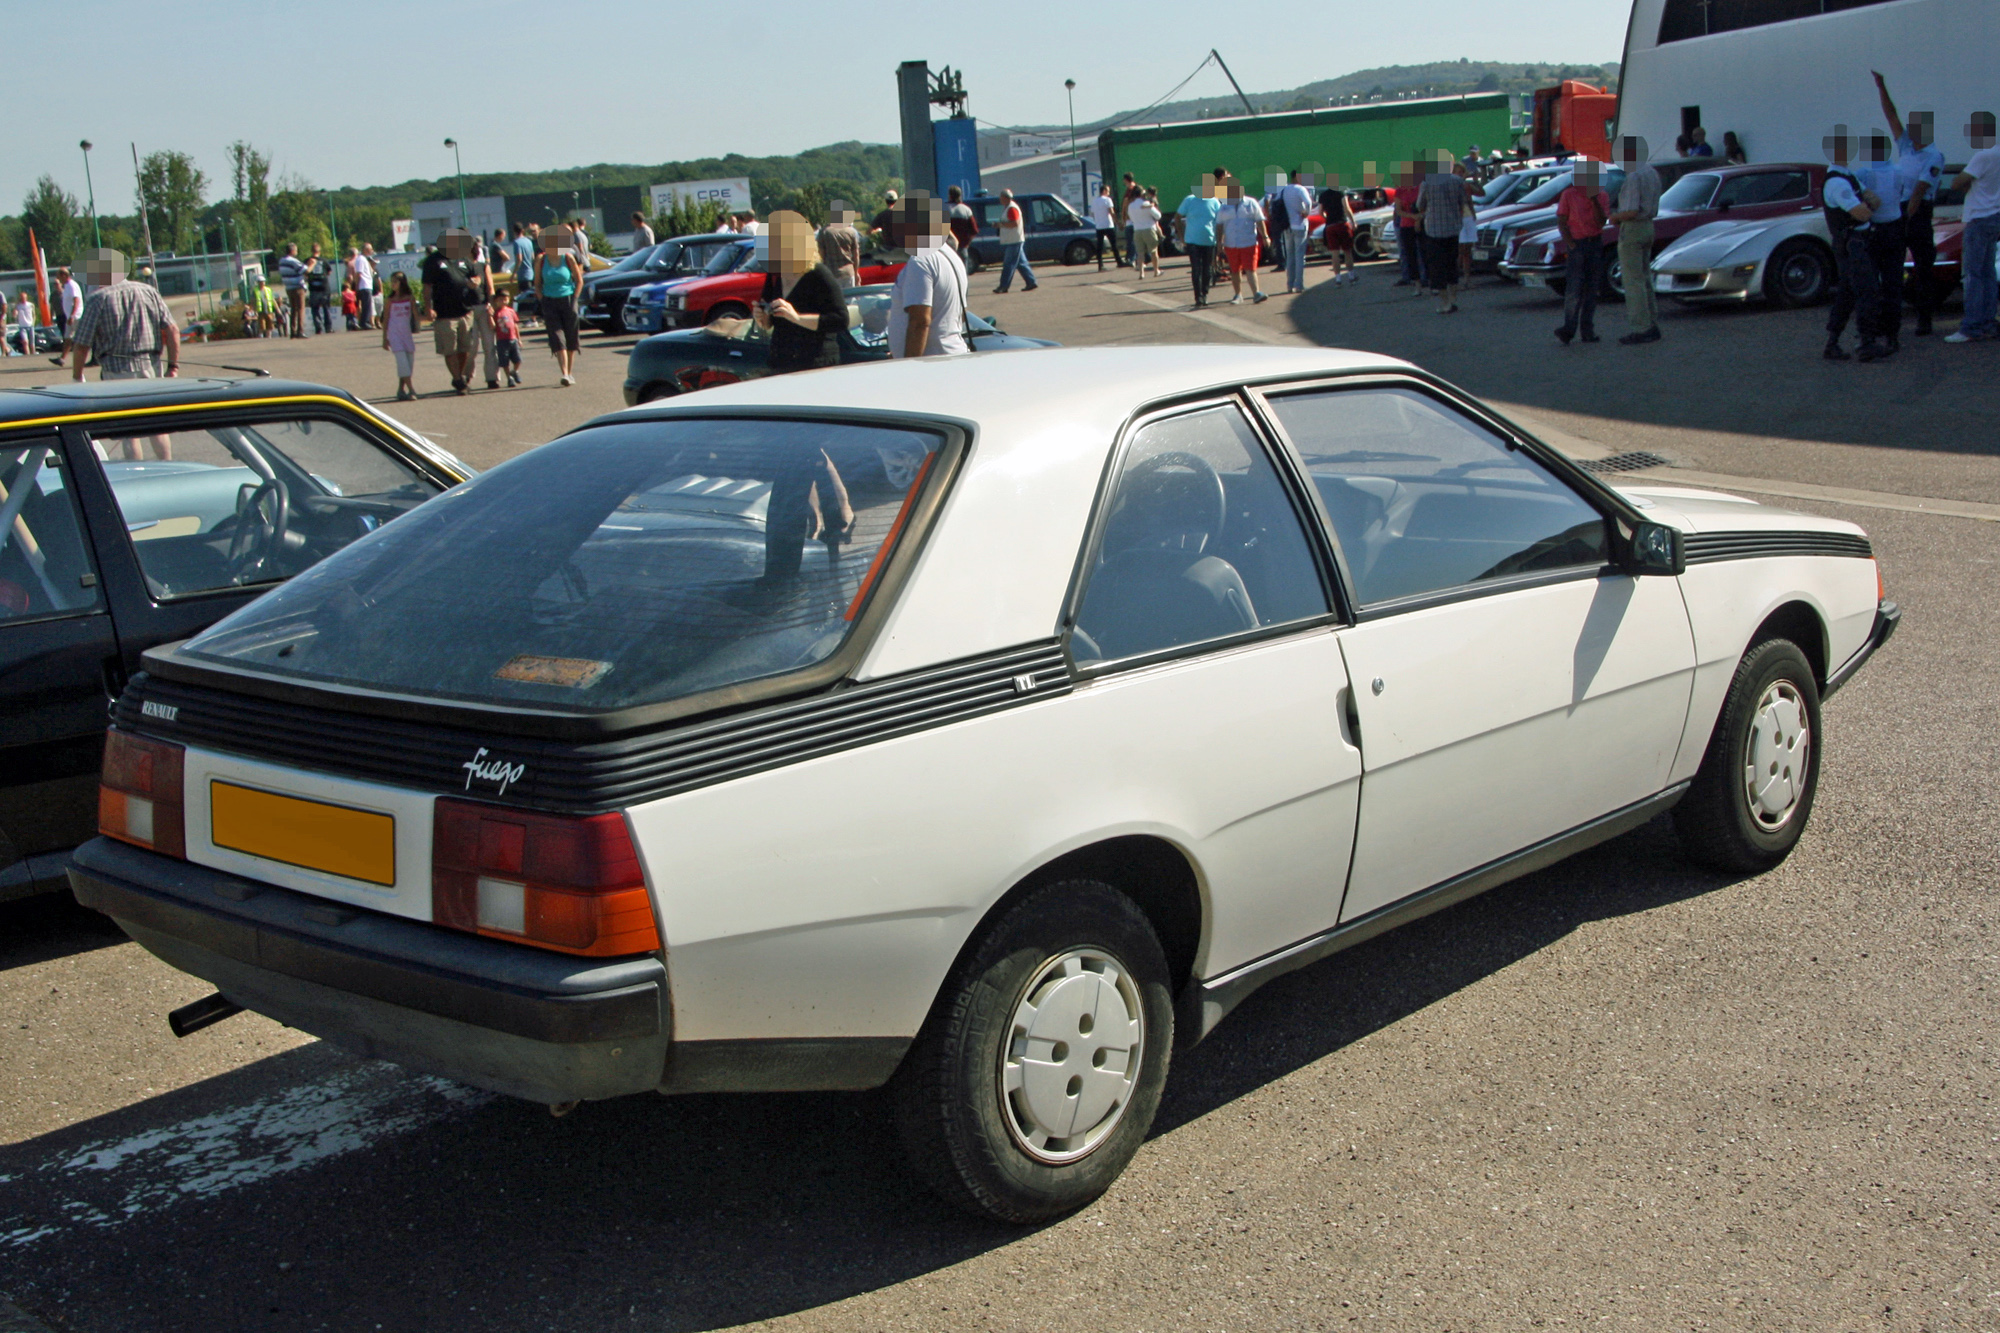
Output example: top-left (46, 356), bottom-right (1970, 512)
top-left (1072, 405), bottom-right (1328, 664)
top-left (91, 416), bottom-right (441, 601)
top-left (1268, 388), bottom-right (1608, 608)
top-left (1030, 199), bottom-right (1074, 229)
top-left (1717, 171), bottom-right (1808, 207)
top-left (0, 440), bottom-right (102, 623)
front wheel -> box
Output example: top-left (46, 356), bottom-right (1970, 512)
top-left (1673, 638), bottom-right (1822, 873)
top-left (1764, 238), bottom-right (1833, 307)
top-left (1063, 239), bottom-right (1095, 266)
top-left (891, 881), bottom-right (1173, 1223)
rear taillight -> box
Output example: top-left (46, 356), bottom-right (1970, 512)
top-left (99, 730), bottom-right (186, 858)
top-left (432, 799), bottom-right (659, 956)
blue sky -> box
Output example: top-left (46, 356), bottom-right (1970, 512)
top-left (13, 0), bottom-right (1628, 211)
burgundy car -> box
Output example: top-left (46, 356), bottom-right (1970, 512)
top-left (1501, 163), bottom-right (1828, 299)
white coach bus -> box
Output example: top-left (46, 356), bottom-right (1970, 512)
top-left (1615, 0), bottom-right (1997, 162)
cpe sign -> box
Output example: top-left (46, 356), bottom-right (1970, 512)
top-left (649, 177), bottom-right (753, 216)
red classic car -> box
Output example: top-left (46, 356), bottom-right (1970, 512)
top-left (645, 237), bottom-right (905, 330)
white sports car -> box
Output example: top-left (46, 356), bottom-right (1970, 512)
top-left (1649, 213), bottom-right (1838, 307)
top-left (72, 347), bottom-right (1897, 1222)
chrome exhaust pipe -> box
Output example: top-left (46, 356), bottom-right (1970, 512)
top-left (168, 993), bottom-right (244, 1038)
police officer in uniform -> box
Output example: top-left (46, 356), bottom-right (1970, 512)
top-left (1859, 131), bottom-right (1909, 352)
top-left (1822, 126), bottom-right (1888, 362)
top-left (1874, 72), bottom-right (1947, 336)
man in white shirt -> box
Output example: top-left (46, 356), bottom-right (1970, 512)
top-left (1946, 111), bottom-right (2000, 342)
top-left (347, 248), bottom-right (376, 330)
top-left (1279, 169), bottom-right (1316, 295)
top-left (887, 195), bottom-right (970, 358)
top-left (1088, 183), bottom-right (1123, 271)
top-left (631, 212), bottom-right (656, 251)
top-left (1215, 177), bottom-right (1269, 304)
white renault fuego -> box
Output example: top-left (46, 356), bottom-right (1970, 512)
top-left (72, 347), bottom-right (1897, 1222)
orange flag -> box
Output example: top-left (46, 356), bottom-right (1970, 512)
top-left (28, 230), bottom-right (51, 325)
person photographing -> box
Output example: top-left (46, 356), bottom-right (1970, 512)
top-left (754, 209), bottom-right (849, 374)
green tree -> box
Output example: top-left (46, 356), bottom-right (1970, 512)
top-left (1474, 71), bottom-right (1500, 92)
top-left (651, 196), bottom-right (728, 239)
top-left (267, 171), bottom-right (331, 254)
top-left (21, 176), bottom-right (83, 265)
top-left (227, 141), bottom-right (272, 251)
top-left (138, 151), bottom-right (208, 254)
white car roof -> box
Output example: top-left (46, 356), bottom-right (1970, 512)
top-left (622, 347), bottom-right (1416, 679)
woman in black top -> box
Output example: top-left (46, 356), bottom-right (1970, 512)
top-left (755, 210), bottom-right (850, 373)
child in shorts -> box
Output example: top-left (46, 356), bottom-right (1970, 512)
top-left (492, 290), bottom-right (522, 387)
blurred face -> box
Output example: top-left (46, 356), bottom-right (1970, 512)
top-left (1824, 129), bottom-right (1854, 166)
top-left (442, 230), bottom-right (471, 260)
top-left (1967, 113), bottom-right (1996, 150)
top-left (1575, 162), bottom-right (1600, 189)
top-left (892, 197), bottom-right (945, 249)
top-left (768, 210), bottom-right (816, 271)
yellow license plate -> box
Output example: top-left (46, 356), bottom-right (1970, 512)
top-left (210, 781), bottom-right (396, 886)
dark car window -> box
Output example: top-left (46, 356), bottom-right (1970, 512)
top-left (700, 244), bottom-right (751, 276)
top-left (181, 418), bottom-right (945, 714)
top-left (0, 441), bottom-right (102, 623)
top-left (1661, 173), bottom-right (1722, 210)
top-left (1072, 405), bottom-right (1326, 664)
top-left (1716, 171), bottom-right (1809, 207)
top-left (1030, 198), bottom-right (1076, 229)
top-left (606, 244), bottom-right (658, 274)
top-left (1269, 388), bottom-right (1607, 608)
top-left (91, 416), bottom-right (440, 601)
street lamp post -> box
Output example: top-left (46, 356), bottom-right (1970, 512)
top-left (325, 191), bottom-right (338, 254)
top-left (444, 138), bottom-right (467, 229)
top-left (1065, 78), bottom-right (1080, 209)
top-left (80, 140), bottom-right (100, 248)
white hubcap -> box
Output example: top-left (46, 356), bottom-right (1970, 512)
top-left (1001, 950), bottom-right (1144, 1164)
top-left (1743, 680), bottom-right (1811, 830)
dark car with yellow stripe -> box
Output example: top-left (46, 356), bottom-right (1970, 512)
top-left (0, 377), bottom-right (472, 900)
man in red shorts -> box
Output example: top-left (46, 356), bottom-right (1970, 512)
top-left (1215, 176), bottom-right (1270, 304)
top-left (1317, 175), bottom-right (1358, 285)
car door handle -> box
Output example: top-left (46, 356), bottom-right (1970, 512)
top-left (1337, 686), bottom-right (1363, 752)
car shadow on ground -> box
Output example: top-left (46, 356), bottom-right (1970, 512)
top-left (1287, 269), bottom-right (1994, 460)
top-left (0, 891), bottom-right (128, 971)
top-left (0, 818), bottom-right (1745, 1333)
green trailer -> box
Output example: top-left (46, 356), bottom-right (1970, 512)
top-left (1100, 92), bottom-right (1515, 201)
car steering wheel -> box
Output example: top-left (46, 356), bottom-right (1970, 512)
top-left (227, 478), bottom-right (291, 583)
top-left (1120, 450), bottom-right (1227, 552)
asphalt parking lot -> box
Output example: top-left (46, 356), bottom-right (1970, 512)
top-left (2, 253), bottom-right (1995, 1332)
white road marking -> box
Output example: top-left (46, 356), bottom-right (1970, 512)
top-left (0, 1063), bottom-right (490, 1248)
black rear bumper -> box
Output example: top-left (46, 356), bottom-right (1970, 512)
top-left (69, 837), bottom-right (670, 1103)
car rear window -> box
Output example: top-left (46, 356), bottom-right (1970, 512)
top-left (1661, 173), bottom-right (1722, 211)
top-left (179, 417), bottom-right (944, 714)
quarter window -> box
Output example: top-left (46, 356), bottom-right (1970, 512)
top-left (0, 441), bottom-right (101, 623)
top-left (92, 416), bottom-right (439, 601)
top-left (1072, 405), bottom-right (1327, 664)
top-left (1268, 388), bottom-right (1608, 608)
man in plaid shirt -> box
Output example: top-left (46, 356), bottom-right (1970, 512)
top-left (68, 250), bottom-right (180, 382)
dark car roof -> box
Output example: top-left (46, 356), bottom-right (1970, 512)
top-left (0, 377), bottom-right (366, 430)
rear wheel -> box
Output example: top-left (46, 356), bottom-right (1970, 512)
top-left (1601, 253), bottom-right (1628, 302)
top-left (635, 382), bottom-right (674, 404)
top-left (892, 881), bottom-right (1173, 1223)
top-left (1764, 239), bottom-right (1834, 307)
top-left (1674, 638), bottom-right (1821, 873)
top-left (1063, 239), bottom-right (1095, 266)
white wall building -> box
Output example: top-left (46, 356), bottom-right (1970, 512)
top-left (1616, 0), bottom-right (1997, 165)
top-left (412, 196), bottom-right (507, 247)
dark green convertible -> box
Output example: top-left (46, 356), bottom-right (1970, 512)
top-left (621, 284), bottom-right (1057, 404)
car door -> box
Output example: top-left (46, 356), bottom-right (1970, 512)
top-left (1028, 198), bottom-right (1080, 261)
top-left (0, 434), bottom-right (118, 891)
top-left (1257, 382), bottom-right (1696, 923)
top-left (64, 406), bottom-right (449, 683)
top-left (1065, 397), bottom-right (1362, 973)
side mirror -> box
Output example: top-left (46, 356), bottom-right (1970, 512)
top-left (1626, 521), bottom-right (1685, 576)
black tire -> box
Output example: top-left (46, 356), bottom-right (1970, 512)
top-left (706, 302), bottom-right (751, 324)
top-left (1352, 232), bottom-right (1379, 261)
top-left (1601, 252), bottom-right (1628, 302)
top-left (891, 880), bottom-right (1174, 1223)
top-left (635, 382), bottom-right (674, 404)
top-left (1063, 239), bottom-right (1095, 266)
top-left (1763, 238), bottom-right (1834, 307)
top-left (606, 305), bottom-right (627, 336)
top-left (1673, 638), bottom-right (1822, 873)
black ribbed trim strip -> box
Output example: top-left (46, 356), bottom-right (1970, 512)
top-left (1683, 531), bottom-right (1872, 565)
top-left (113, 641), bottom-right (1071, 813)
